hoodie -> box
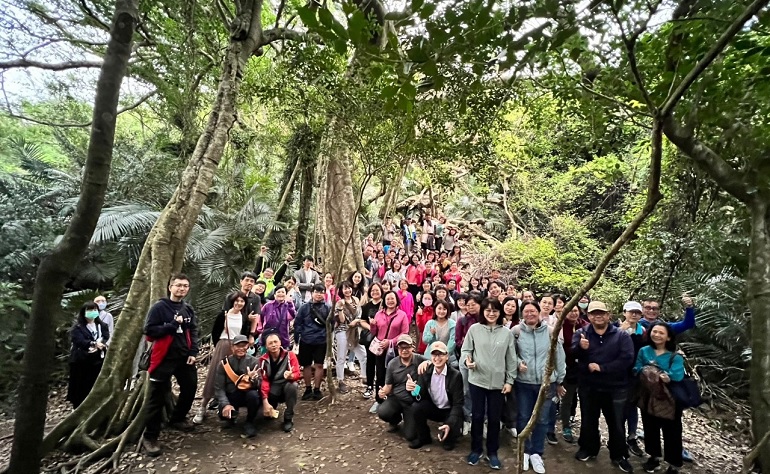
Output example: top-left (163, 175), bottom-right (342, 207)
top-left (460, 323), bottom-right (517, 390)
top-left (144, 298), bottom-right (199, 374)
top-left (513, 322), bottom-right (566, 385)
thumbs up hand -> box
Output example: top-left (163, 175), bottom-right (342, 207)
top-left (579, 333), bottom-right (589, 350)
top-left (405, 373), bottom-right (416, 392)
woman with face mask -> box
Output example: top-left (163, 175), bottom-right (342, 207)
top-left (93, 295), bottom-right (114, 345)
top-left (67, 302), bottom-right (110, 408)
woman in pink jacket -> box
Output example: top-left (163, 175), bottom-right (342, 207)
top-left (368, 291), bottom-right (410, 410)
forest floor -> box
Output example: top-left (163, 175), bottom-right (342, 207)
top-left (0, 369), bottom-right (750, 474)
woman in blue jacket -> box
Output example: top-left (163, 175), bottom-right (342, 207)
top-left (633, 322), bottom-right (685, 474)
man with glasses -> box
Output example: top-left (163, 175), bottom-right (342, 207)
top-left (573, 301), bottom-right (635, 472)
top-left (407, 341), bottom-right (464, 451)
top-left (142, 274), bottom-right (200, 456)
top-left (640, 297), bottom-right (696, 335)
top-left (377, 334), bottom-right (426, 440)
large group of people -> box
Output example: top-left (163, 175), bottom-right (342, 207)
top-left (67, 213), bottom-right (699, 474)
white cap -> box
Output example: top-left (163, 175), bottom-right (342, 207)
top-left (623, 301), bottom-right (643, 312)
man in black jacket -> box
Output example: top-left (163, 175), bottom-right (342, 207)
top-left (572, 301), bottom-right (635, 472)
top-left (408, 341), bottom-right (464, 451)
top-left (214, 335), bottom-right (261, 438)
top-left (141, 274), bottom-right (200, 457)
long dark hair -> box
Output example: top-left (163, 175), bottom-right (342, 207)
top-left (347, 271), bottom-right (366, 298)
top-left (76, 302), bottom-right (100, 326)
top-left (646, 322), bottom-right (677, 353)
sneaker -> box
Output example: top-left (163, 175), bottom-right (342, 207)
top-left (347, 361), bottom-right (356, 371)
top-left (463, 421), bottom-right (471, 436)
top-left (562, 427), bottom-right (574, 443)
top-left (467, 451), bottom-right (482, 466)
top-left (207, 399), bottom-right (219, 410)
top-left (301, 387), bottom-right (313, 401)
top-left (530, 453), bottom-right (545, 474)
top-left (313, 388), bottom-right (323, 400)
top-left (682, 449), bottom-right (693, 463)
top-left (363, 386), bottom-right (373, 399)
top-left (241, 421), bottom-right (257, 438)
top-left (369, 401), bottom-right (379, 414)
top-left (642, 457), bottom-right (661, 472)
top-left (192, 408), bottom-right (205, 425)
top-left (546, 432), bottom-right (558, 445)
top-left (575, 450), bottom-right (595, 462)
top-left (282, 419), bottom-right (294, 432)
top-left (168, 419), bottom-right (195, 432)
top-left (142, 437), bottom-right (161, 457)
top-left (612, 458), bottom-right (634, 473)
top-left (488, 454), bottom-right (502, 470)
top-left (523, 453), bottom-right (530, 471)
top-left (627, 437), bottom-right (645, 457)
top-left (665, 467), bottom-right (679, 474)
top-left (508, 426), bottom-right (518, 438)
top-left (338, 381), bottom-right (349, 394)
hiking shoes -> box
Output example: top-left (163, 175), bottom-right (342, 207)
top-left (466, 451), bottom-right (482, 465)
top-left (643, 457), bottom-right (661, 472)
top-left (628, 437), bottom-right (645, 457)
top-left (562, 427), bottom-right (575, 443)
top-left (282, 419), bottom-right (294, 432)
top-left (301, 387), bottom-right (314, 401)
top-left (488, 454), bottom-right (502, 470)
top-left (241, 422), bottom-right (257, 438)
top-left (142, 438), bottom-right (162, 457)
top-left (338, 381), bottom-right (349, 394)
top-left (363, 386), bottom-right (373, 399)
top-left (312, 388), bottom-right (323, 400)
top-left (575, 450), bottom-right (596, 462)
top-left (612, 457), bottom-right (634, 473)
top-left (546, 432), bottom-right (558, 445)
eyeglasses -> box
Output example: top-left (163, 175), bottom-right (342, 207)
top-left (397, 345), bottom-right (412, 351)
top-left (643, 305), bottom-right (660, 310)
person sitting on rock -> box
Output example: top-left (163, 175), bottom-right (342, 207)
top-left (214, 335), bottom-right (261, 438)
top-left (259, 332), bottom-right (301, 432)
top-left (408, 341), bottom-right (464, 451)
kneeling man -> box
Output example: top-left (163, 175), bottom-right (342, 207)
top-left (214, 335), bottom-right (261, 438)
top-left (408, 341), bottom-right (464, 450)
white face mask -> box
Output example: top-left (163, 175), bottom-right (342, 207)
top-left (97, 302), bottom-right (107, 311)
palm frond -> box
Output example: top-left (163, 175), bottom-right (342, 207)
top-left (91, 203), bottom-right (161, 244)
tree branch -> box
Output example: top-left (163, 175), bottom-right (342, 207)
top-left (661, 115), bottom-right (751, 203)
top-left (3, 90), bottom-right (157, 128)
top-left (0, 58), bottom-right (103, 71)
top-left (261, 27), bottom-right (322, 45)
top-left (660, 0), bottom-right (770, 117)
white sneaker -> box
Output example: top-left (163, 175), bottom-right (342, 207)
top-left (347, 361), bottom-right (356, 371)
top-left (509, 427), bottom-right (518, 438)
top-left (369, 402), bottom-right (379, 414)
top-left (192, 408), bottom-right (205, 424)
top-left (463, 421), bottom-right (471, 436)
top-left (523, 453), bottom-right (530, 471)
top-left (530, 453), bottom-right (545, 474)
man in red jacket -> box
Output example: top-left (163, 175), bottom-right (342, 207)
top-left (259, 332), bottom-right (301, 432)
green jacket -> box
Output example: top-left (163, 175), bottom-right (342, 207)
top-left (460, 323), bottom-right (517, 390)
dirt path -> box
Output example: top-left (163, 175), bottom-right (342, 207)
top-left (133, 375), bottom-right (739, 474)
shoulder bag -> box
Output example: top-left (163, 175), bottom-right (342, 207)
top-left (370, 313), bottom-right (398, 356)
top-left (667, 352), bottom-right (702, 409)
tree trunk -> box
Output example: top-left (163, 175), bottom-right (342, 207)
top-left (37, 1), bottom-right (269, 466)
top-left (747, 200), bottom-right (770, 472)
top-left (295, 124), bottom-right (321, 259)
top-left (318, 137), bottom-right (365, 278)
top-left (263, 151), bottom-right (300, 254)
top-left (7, 2), bottom-right (138, 473)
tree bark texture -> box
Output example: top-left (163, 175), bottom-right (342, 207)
top-left (7, 2), bottom-right (138, 473)
top-left (292, 123), bottom-right (322, 259)
top-left (38, 0), bottom-right (270, 462)
top-left (746, 201), bottom-right (770, 471)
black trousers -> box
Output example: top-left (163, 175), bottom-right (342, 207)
top-left (219, 390), bottom-right (261, 422)
top-left (145, 359), bottom-right (197, 440)
top-left (266, 383), bottom-right (298, 420)
top-left (377, 396), bottom-right (416, 440)
top-left (365, 342), bottom-right (376, 387)
top-left (374, 354), bottom-right (388, 402)
top-left (641, 408), bottom-right (683, 468)
top-left (501, 391), bottom-right (517, 429)
top-left (412, 397), bottom-right (461, 444)
top-left (577, 386), bottom-right (628, 460)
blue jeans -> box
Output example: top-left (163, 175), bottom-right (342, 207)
top-left (469, 383), bottom-right (504, 455)
top-left (516, 382), bottom-right (555, 456)
top-left (459, 364), bottom-right (472, 421)
top-left (626, 403), bottom-right (639, 438)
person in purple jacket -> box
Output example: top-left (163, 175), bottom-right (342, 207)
top-left (573, 301), bottom-right (635, 473)
top-left (258, 285), bottom-right (296, 349)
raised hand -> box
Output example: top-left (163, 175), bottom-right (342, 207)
top-left (405, 374), bottom-right (416, 392)
top-left (579, 333), bottom-right (589, 350)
